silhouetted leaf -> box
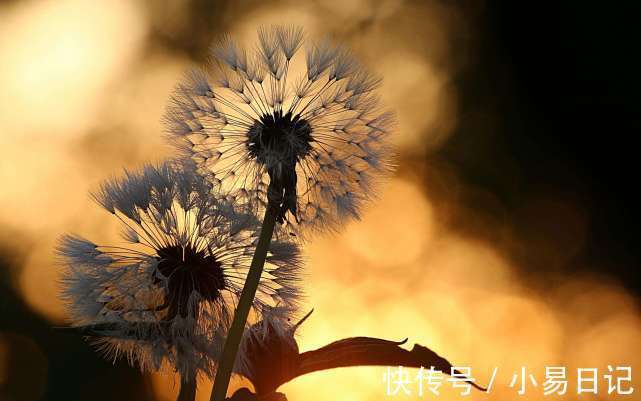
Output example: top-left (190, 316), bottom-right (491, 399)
top-left (238, 311), bottom-right (486, 396)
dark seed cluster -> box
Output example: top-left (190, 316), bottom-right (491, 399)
top-left (156, 245), bottom-right (226, 319)
top-left (246, 111), bottom-right (313, 221)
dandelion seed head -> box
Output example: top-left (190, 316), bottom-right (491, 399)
top-left (235, 314), bottom-right (298, 393)
top-left (165, 25), bottom-right (395, 239)
top-left (234, 308), bottom-right (313, 394)
top-left (57, 161), bottom-right (302, 379)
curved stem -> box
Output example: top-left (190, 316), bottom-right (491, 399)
top-left (210, 205), bottom-right (277, 401)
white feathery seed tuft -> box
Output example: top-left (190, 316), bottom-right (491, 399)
top-left (57, 161), bottom-right (303, 379)
top-left (165, 25), bottom-right (395, 239)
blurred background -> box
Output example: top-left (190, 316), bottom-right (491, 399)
top-left (1, 1), bottom-right (640, 400)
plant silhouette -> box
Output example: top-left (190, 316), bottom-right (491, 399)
top-left (229, 311), bottom-right (486, 400)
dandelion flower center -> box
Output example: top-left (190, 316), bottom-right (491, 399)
top-left (246, 111), bottom-right (313, 167)
top-left (156, 244), bottom-right (226, 318)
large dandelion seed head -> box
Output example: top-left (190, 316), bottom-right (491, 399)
top-left (165, 26), bottom-right (395, 238)
top-left (57, 161), bottom-right (303, 378)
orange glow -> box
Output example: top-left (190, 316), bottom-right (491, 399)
top-left (343, 179), bottom-right (435, 267)
top-left (150, 370), bottom-right (253, 401)
top-left (0, 1), bottom-right (638, 401)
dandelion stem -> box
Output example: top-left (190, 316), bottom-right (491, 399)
top-left (177, 375), bottom-right (197, 401)
top-left (210, 205), bottom-right (277, 401)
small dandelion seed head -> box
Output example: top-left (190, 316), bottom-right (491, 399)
top-left (234, 308), bottom-right (312, 393)
top-left (57, 161), bottom-right (302, 379)
top-left (165, 25), bottom-right (396, 239)
top-left (234, 314), bottom-right (297, 392)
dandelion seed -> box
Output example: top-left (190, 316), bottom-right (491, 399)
top-left (165, 25), bottom-right (395, 237)
top-left (57, 161), bottom-right (302, 379)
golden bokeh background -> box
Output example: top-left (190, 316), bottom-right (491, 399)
top-left (0, 1), bottom-right (638, 400)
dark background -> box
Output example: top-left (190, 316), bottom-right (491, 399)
top-left (445, 2), bottom-right (640, 293)
top-left (1, 1), bottom-right (639, 400)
